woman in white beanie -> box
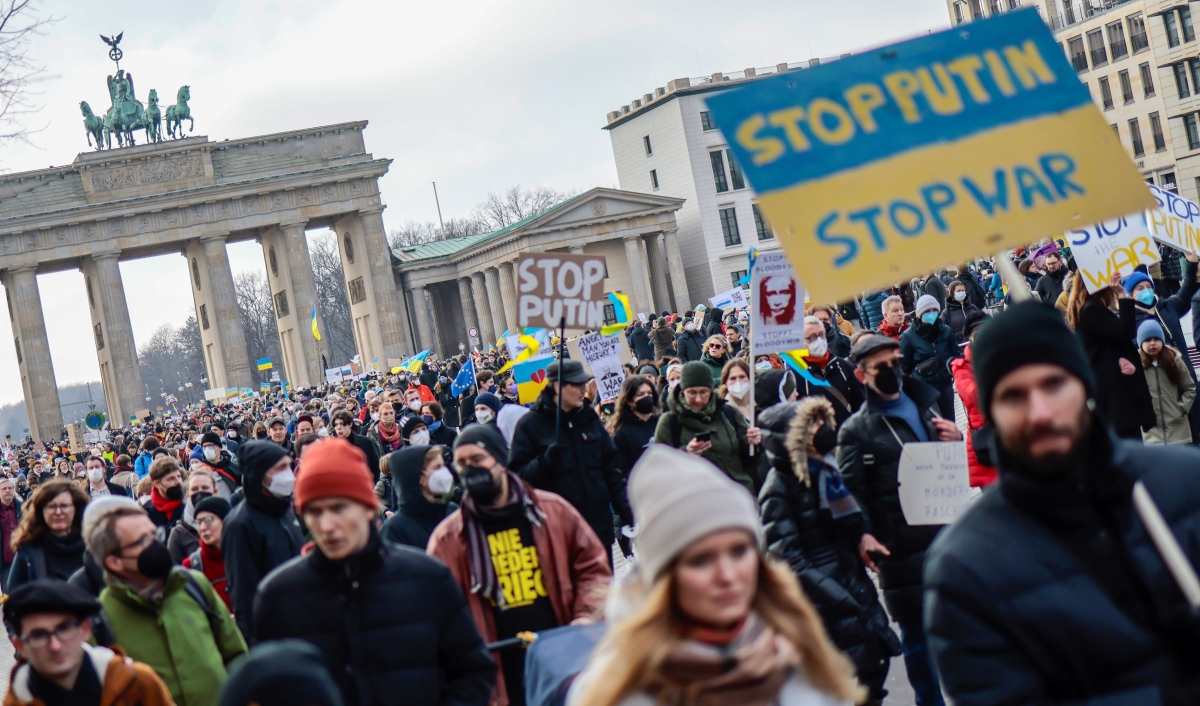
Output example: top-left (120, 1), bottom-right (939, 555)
top-left (569, 445), bottom-right (861, 706)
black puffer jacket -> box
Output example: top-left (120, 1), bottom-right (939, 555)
top-left (223, 440), bottom-right (305, 642)
top-left (255, 527), bottom-right (497, 706)
top-left (674, 329), bottom-right (705, 363)
top-left (900, 319), bottom-right (958, 388)
top-left (380, 446), bottom-right (453, 550)
top-left (796, 356), bottom-right (863, 429)
top-left (1077, 298), bottom-right (1156, 438)
top-left (629, 324), bottom-right (654, 363)
top-left (611, 414), bottom-right (659, 478)
top-left (508, 394), bottom-right (632, 549)
top-left (838, 377), bottom-right (944, 623)
top-left (758, 402), bottom-right (900, 699)
top-left (925, 429), bottom-right (1200, 705)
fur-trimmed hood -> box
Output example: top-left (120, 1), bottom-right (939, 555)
top-left (785, 397), bottom-right (837, 487)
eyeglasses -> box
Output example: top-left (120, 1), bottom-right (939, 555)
top-left (196, 515), bottom-right (220, 528)
top-left (115, 532), bottom-right (154, 557)
top-left (20, 619), bottom-right (81, 649)
top-left (45, 503), bottom-right (74, 514)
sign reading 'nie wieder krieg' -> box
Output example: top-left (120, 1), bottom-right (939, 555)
top-left (705, 9), bottom-right (1154, 304)
top-left (517, 252), bottom-right (609, 330)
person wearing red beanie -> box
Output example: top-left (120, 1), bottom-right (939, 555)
top-left (253, 436), bottom-right (497, 706)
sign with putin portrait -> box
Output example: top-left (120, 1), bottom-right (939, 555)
top-left (751, 249), bottom-right (808, 354)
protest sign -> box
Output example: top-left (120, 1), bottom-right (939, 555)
top-left (706, 9), bottom-right (1154, 304)
top-left (897, 441), bottom-right (972, 525)
top-left (512, 355), bottom-right (554, 404)
top-left (710, 286), bottom-right (749, 311)
top-left (577, 332), bottom-right (626, 401)
top-left (203, 388), bottom-right (224, 401)
top-left (1068, 215), bottom-right (1160, 294)
top-left (751, 249), bottom-right (807, 354)
top-left (325, 368), bottom-right (342, 384)
top-left (516, 252), bottom-right (609, 330)
top-left (567, 331), bottom-right (632, 370)
top-left (1145, 184), bottom-right (1200, 256)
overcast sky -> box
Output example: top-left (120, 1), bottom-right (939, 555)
top-left (0, 0), bottom-right (949, 413)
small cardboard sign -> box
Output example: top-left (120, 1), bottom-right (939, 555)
top-left (710, 286), bottom-right (749, 311)
top-left (897, 441), bottom-right (972, 525)
top-left (751, 250), bottom-right (807, 355)
top-left (516, 252), bottom-right (609, 330)
top-left (577, 332), bottom-right (626, 401)
top-left (1068, 215), bottom-right (1160, 294)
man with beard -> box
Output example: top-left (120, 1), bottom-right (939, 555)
top-left (1034, 249), bottom-right (1068, 305)
top-left (925, 302), bottom-right (1200, 704)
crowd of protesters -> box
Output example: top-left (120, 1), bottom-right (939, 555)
top-left (0, 235), bottom-right (1197, 705)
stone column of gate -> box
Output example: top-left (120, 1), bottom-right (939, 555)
top-left (410, 285), bottom-right (435, 353)
top-left (90, 252), bottom-right (145, 424)
top-left (3, 267), bottom-right (62, 441)
top-left (498, 262), bottom-right (519, 336)
top-left (623, 236), bottom-right (655, 317)
top-left (457, 278), bottom-right (479, 349)
top-left (470, 273), bottom-right (496, 345)
top-left (483, 268), bottom-right (509, 337)
top-left (661, 229), bottom-right (692, 313)
top-left (357, 208), bottom-right (407, 360)
top-left (279, 220), bottom-right (329, 385)
top-left (200, 234), bottom-right (253, 389)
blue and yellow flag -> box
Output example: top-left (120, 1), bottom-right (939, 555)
top-left (311, 307), bottom-right (321, 341)
top-left (779, 350), bottom-right (831, 388)
top-left (601, 291), bottom-right (632, 336)
top-left (402, 350), bottom-right (430, 374)
top-left (256, 358), bottom-right (272, 371)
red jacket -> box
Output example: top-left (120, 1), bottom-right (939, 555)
top-left (427, 486), bottom-right (611, 706)
top-left (182, 540), bottom-right (232, 611)
top-left (950, 345), bottom-right (996, 487)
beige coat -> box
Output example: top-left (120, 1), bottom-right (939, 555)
top-left (1142, 352), bottom-right (1196, 444)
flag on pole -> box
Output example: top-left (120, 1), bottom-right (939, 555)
top-left (601, 291), bottom-right (632, 335)
top-left (402, 350), bottom-right (430, 373)
top-left (311, 307), bottom-right (321, 341)
top-left (256, 358), bottom-right (272, 371)
top-left (451, 358), bottom-right (476, 397)
top-left (497, 334), bottom-right (541, 374)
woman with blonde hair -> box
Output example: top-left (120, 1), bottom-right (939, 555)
top-left (699, 335), bottom-right (732, 386)
top-left (569, 445), bottom-right (862, 706)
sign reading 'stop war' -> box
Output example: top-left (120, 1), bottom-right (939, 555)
top-left (1068, 215), bottom-right (1160, 294)
top-left (516, 252), bottom-right (609, 330)
top-left (705, 9), bottom-right (1153, 304)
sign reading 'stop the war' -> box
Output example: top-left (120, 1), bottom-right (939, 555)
top-left (706, 9), bottom-right (1154, 304)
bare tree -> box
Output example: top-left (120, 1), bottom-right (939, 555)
top-left (309, 232), bottom-right (358, 366)
top-left (388, 216), bottom-right (486, 250)
top-left (471, 185), bottom-right (575, 230)
top-left (0, 0), bottom-right (54, 149)
top-left (234, 271), bottom-right (281, 386)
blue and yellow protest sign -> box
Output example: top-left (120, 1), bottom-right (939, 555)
top-left (706, 9), bottom-right (1153, 303)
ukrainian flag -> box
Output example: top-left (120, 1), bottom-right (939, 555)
top-left (311, 307), bottom-right (321, 341)
top-left (257, 358), bottom-right (272, 371)
top-left (601, 291), bottom-right (632, 335)
top-left (402, 350), bottom-right (430, 373)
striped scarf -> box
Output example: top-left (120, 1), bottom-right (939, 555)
top-left (461, 471), bottom-right (545, 608)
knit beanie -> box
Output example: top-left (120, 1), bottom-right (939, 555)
top-left (1122, 271), bottom-right (1152, 295)
top-left (628, 445), bottom-right (761, 580)
top-left (454, 424), bottom-right (510, 466)
top-left (201, 431), bottom-right (223, 447)
top-left (293, 438), bottom-right (377, 514)
top-left (475, 392), bottom-right (502, 414)
top-left (219, 639), bottom-right (344, 706)
top-left (915, 294), bottom-right (940, 317)
top-left (194, 496), bottom-right (232, 521)
top-left (1137, 318), bottom-right (1165, 347)
top-left (972, 302), bottom-right (1095, 422)
top-left (680, 361), bottom-right (713, 390)
top-left (398, 415), bottom-right (427, 441)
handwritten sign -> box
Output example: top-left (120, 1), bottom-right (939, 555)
top-left (705, 9), bottom-right (1153, 304)
top-left (1145, 184), bottom-right (1200, 256)
top-left (516, 252), bottom-right (609, 330)
top-left (1068, 215), bottom-right (1160, 294)
top-left (897, 441), bottom-right (972, 525)
top-left (751, 249), bottom-right (807, 354)
top-left (577, 332), bottom-right (626, 401)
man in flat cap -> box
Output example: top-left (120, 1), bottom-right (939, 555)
top-left (4, 578), bottom-right (173, 706)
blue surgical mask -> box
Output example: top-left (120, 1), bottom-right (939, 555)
top-left (921, 311), bottom-right (938, 325)
top-left (1136, 289), bottom-right (1156, 306)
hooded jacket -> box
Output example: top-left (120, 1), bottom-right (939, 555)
top-left (222, 440), bottom-right (304, 642)
top-left (674, 328), bottom-right (705, 363)
top-left (949, 345), bottom-right (996, 487)
top-left (654, 384), bottom-right (755, 493)
top-left (1077, 299), bottom-right (1156, 438)
top-left (380, 446), bottom-right (453, 549)
top-left (900, 319), bottom-right (958, 388)
top-left (3, 644), bottom-right (174, 706)
top-left (1142, 350), bottom-right (1196, 444)
top-left (649, 321), bottom-right (675, 360)
top-left (629, 324), bottom-right (654, 363)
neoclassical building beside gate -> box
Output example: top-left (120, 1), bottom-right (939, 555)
top-left (0, 121), bottom-right (689, 440)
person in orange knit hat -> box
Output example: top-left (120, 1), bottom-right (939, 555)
top-left (252, 438), bottom-right (496, 706)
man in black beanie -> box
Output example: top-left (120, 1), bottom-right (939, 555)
top-left (925, 302), bottom-right (1200, 704)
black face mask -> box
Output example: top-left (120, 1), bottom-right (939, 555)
top-left (189, 491), bottom-right (212, 509)
top-left (256, 433), bottom-right (267, 440)
top-left (872, 363), bottom-right (902, 396)
top-left (634, 396), bottom-right (656, 415)
top-left (813, 424), bottom-right (838, 456)
top-left (462, 464), bottom-right (501, 505)
top-left (136, 540), bottom-right (174, 580)
top-left (165, 485), bottom-right (184, 502)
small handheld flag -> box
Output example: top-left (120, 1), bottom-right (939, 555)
top-left (451, 358), bottom-right (476, 397)
top-left (311, 308), bottom-right (321, 341)
top-left (256, 358), bottom-right (272, 371)
top-left (601, 291), bottom-right (632, 336)
top-left (402, 350), bottom-right (431, 373)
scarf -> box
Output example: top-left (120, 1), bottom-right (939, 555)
top-left (377, 421), bottom-right (400, 446)
top-left (150, 485), bottom-right (182, 517)
top-left (877, 320), bottom-right (908, 340)
top-left (460, 471), bottom-right (545, 608)
top-left (650, 614), bottom-right (798, 706)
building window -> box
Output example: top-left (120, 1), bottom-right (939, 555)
top-left (719, 207), bottom-right (742, 246)
top-left (731, 270), bottom-right (748, 287)
top-left (1107, 20), bottom-right (1128, 61)
top-left (1068, 36), bottom-right (1087, 72)
top-left (199, 304), bottom-right (210, 331)
top-left (1099, 76), bottom-right (1114, 109)
top-left (726, 150), bottom-right (745, 190)
top-left (1183, 6), bottom-right (1197, 43)
top-left (348, 276), bottom-right (367, 305)
top-left (1128, 13), bottom-right (1149, 53)
top-left (94, 323), bottom-right (104, 351)
top-left (753, 204), bottom-right (774, 240)
top-left (1119, 70), bottom-right (1134, 103)
top-left (953, 2), bottom-right (964, 24)
top-left (968, 0), bottom-right (983, 20)
top-left (1150, 112), bottom-right (1166, 151)
top-left (602, 302), bottom-right (616, 325)
top-left (1111, 123), bottom-right (1120, 140)
top-left (649, 169), bottom-right (659, 190)
top-left (1186, 115), bottom-right (1200, 150)
top-left (1129, 118), bottom-right (1144, 157)
top-left (1007, 0), bottom-right (1019, 7)
top-left (1166, 10), bottom-right (1181, 48)
top-left (643, 135), bottom-right (652, 156)
top-left (700, 111), bottom-right (716, 131)
top-left (13, 337), bottom-right (20, 364)
top-left (710, 151), bottom-right (729, 193)
top-left (1175, 63), bottom-right (1192, 98)
top-left (1140, 62), bottom-right (1155, 97)
top-left (988, 0), bottom-right (1002, 15)
top-left (273, 290), bottom-right (290, 319)
top-left (1087, 29), bottom-right (1107, 67)
top-left (1190, 59), bottom-right (1200, 98)
top-left (1163, 172), bottom-right (1178, 192)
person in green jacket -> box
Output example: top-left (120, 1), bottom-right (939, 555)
top-left (653, 361), bottom-right (763, 492)
top-left (85, 496), bottom-right (247, 706)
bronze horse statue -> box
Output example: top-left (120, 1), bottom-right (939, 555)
top-left (80, 102), bottom-right (104, 151)
top-left (165, 85), bottom-right (192, 139)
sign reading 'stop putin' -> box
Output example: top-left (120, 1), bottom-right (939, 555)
top-left (517, 252), bottom-right (610, 330)
top-left (705, 9), bottom-right (1153, 304)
